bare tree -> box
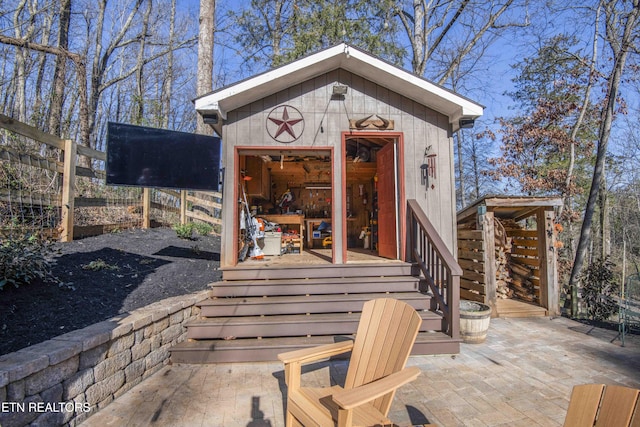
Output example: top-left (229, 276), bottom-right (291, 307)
top-left (162, 0), bottom-right (177, 128)
top-left (394, 0), bottom-right (522, 80)
top-left (568, 0), bottom-right (640, 316)
top-left (32, 3), bottom-right (54, 129)
top-left (85, 0), bottom-right (144, 151)
top-left (12, 0), bottom-right (38, 122)
top-left (49, 0), bottom-right (72, 137)
top-left (133, 0), bottom-right (153, 124)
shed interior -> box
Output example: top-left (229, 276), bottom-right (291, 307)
top-left (239, 137), bottom-right (393, 255)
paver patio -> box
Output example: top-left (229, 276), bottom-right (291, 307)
top-left (80, 316), bottom-right (640, 427)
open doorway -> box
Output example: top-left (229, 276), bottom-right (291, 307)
top-left (342, 133), bottom-right (404, 262)
top-left (236, 147), bottom-right (334, 264)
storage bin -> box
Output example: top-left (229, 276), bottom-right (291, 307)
top-left (259, 231), bottom-right (282, 256)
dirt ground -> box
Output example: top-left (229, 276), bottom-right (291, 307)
top-left (0, 227), bottom-right (221, 356)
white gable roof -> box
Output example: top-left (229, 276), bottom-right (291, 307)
top-left (195, 43), bottom-right (483, 133)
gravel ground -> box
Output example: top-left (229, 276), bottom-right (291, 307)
top-left (0, 227), bottom-right (221, 356)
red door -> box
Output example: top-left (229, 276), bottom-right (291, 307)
top-left (376, 143), bottom-right (397, 259)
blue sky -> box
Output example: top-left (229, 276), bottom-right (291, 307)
top-left (192, 0), bottom-right (636, 165)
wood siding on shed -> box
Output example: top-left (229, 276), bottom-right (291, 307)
top-left (220, 69), bottom-right (455, 267)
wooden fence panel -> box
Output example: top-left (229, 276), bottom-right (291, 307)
top-left (457, 227), bottom-right (487, 303)
top-left (0, 115), bottom-right (223, 240)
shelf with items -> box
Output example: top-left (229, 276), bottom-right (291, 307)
top-left (305, 218), bottom-right (331, 249)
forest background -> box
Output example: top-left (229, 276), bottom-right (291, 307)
top-left (1, 0), bottom-right (640, 318)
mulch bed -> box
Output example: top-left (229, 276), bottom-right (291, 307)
top-left (0, 227), bottom-right (222, 356)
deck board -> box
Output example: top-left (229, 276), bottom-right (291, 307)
top-left (239, 248), bottom-right (403, 266)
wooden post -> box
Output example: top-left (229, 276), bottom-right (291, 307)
top-left (538, 207), bottom-right (559, 316)
top-left (180, 190), bottom-right (187, 225)
top-left (482, 210), bottom-right (497, 314)
top-left (142, 188), bottom-right (151, 229)
top-left (60, 139), bottom-right (76, 242)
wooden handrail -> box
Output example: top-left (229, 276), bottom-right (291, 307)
top-left (407, 199), bottom-right (461, 339)
top-left (0, 113), bottom-right (65, 149)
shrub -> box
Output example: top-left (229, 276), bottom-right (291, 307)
top-left (81, 259), bottom-right (119, 271)
top-left (193, 222), bottom-right (213, 235)
top-left (173, 222), bottom-right (214, 239)
top-left (172, 223), bottom-right (195, 239)
top-left (580, 257), bottom-right (620, 321)
top-left (0, 232), bottom-right (59, 290)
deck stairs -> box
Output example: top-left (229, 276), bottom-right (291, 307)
top-left (170, 262), bottom-right (461, 363)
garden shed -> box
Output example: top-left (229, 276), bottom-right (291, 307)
top-left (194, 43), bottom-right (483, 268)
top-left (169, 43), bottom-right (484, 362)
top-left (457, 196), bottom-right (563, 317)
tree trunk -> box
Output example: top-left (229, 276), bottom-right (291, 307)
top-left (599, 170), bottom-right (610, 258)
top-left (86, 0), bottom-right (144, 152)
top-left (568, 0), bottom-right (640, 317)
top-left (33, 9), bottom-right (53, 129)
top-left (133, 0), bottom-right (153, 125)
top-left (471, 133), bottom-right (481, 200)
top-left (49, 0), bottom-right (72, 138)
top-left (411, 0), bottom-right (426, 75)
top-left (13, 0), bottom-right (37, 122)
top-left (162, 0), bottom-right (177, 128)
top-left (560, 3), bottom-right (601, 223)
top-left (196, 0), bottom-right (216, 136)
top-left (456, 131), bottom-right (467, 208)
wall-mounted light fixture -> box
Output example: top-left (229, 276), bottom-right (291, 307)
top-left (459, 118), bottom-right (475, 129)
top-left (332, 85), bottom-right (348, 96)
top-left (202, 113), bottom-right (218, 124)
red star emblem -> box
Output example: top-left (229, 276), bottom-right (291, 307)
top-left (267, 105), bottom-right (304, 143)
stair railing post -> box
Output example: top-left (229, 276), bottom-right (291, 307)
top-left (449, 270), bottom-right (460, 339)
top-left (408, 206), bottom-right (415, 263)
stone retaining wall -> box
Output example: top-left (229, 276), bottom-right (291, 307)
top-left (0, 289), bottom-right (212, 427)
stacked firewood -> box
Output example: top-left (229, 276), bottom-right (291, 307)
top-left (494, 218), bottom-right (513, 299)
top-left (495, 246), bottom-right (513, 299)
top-left (493, 218), bottom-right (538, 302)
top-left (509, 262), bottom-right (537, 302)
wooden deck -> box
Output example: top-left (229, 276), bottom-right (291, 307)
top-left (238, 248), bottom-right (401, 266)
top-left (495, 298), bottom-right (548, 318)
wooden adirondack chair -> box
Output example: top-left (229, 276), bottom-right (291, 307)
top-left (564, 383), bottom-right (640, 427)
top-left (278, 298), bottom-right (423, 427)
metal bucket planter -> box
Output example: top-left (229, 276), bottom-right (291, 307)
top-left (459, 300), bottom-right (492, 344)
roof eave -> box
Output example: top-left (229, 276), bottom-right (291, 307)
top-left (195, 43), bottom-right (484, 131)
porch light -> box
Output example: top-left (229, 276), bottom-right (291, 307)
top-left (332, 85), bottom-right (348, 96)
top-left (459, 118), bottom-right (475, 129)
top-left (202, 113), bottom-right (218, 124)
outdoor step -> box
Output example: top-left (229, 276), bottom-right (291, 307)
top-left (220, 262), bottom-right (415, 281)
top-left (170, 332), bottom-right (459, 364)
top-left (495, 299), bottom-right (548, 318)
top-left (186, 310), bottom-right (443, 340)
top-left (199, 292), bottom-right (431, 317)
top-left (210, 275), bottom-right (420, 297)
